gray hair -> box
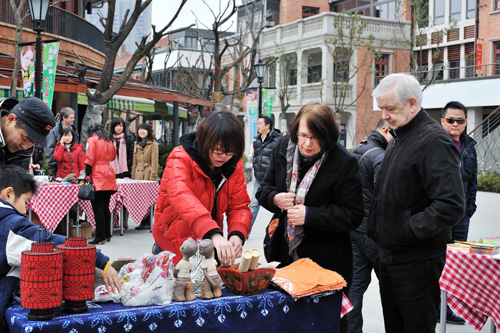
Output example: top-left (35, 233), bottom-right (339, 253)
top-left (59, 107), bottom-right (75, 119)
top-left (373, 73), bottom-right (422, 107)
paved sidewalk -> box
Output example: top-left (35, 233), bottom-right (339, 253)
top-left (96, 180), bottom-right (499, 332)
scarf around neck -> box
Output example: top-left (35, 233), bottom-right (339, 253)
top-left (110, 133), bottom-right (128, 174)
top-left (285, 140), bottom-right (327, 260)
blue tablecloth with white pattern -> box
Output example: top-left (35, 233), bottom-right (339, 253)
top-left (6, 288), bottom-right (341, 332)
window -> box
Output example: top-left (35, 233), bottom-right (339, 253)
top-left (496, 0), bottom-right (500, 11)
top-left (184, 37), bottom-right (198, 50)
top-left (374, 54), bottom-right (389, 86)
top-left (466, 0), bottom-right (475, 19)
top-left (450, 0), bottom-right (461, 21)
top-left (333, 61), bottom-right (350, 83)
top-left (495, 41), bottom-right (500, 75)
top-left (303, 6), bottom-right (319, 18)
top-left (432, 62), bottom-right (444, 80)
top-left (434, 0), bottom-right (445, 24)
top-left (307, 65), bottom-right (322, 83)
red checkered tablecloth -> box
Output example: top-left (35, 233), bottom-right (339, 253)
top-left (28, 184), bottom-right (80, 233)
top-left (440, 248), bottom-right (500, 331)
top-left (78, 180), bottom-right (159, 229)
top-left (119, 181), bottom-right (159, 224)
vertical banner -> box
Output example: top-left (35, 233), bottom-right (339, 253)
top-left (246, 88), bottom-right (258, 137)
top-left (42, 41), bottom-right (60, 109)
top-left (262, 89), bottom-right (275, 117)
top-left (20, 45), bottom-right (35, 97)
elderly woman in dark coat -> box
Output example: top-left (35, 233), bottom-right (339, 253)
top-left (256, 102), bottom-right (363, 292)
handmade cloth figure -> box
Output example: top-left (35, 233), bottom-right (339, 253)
top-left (198, 239), bottom-right (222, 299)
top-left (172, 238), bottom-right (197, 302)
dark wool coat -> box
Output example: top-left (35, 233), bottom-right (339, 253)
top-left (256, 136), bottom-right (364, 286)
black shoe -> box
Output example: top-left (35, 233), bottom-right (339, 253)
top-left (135, 224), bottom-right (150, 230)
top-left (446, 312), bottom-right (465, 325)
top-left (89, 238), bottom-right (106, 245)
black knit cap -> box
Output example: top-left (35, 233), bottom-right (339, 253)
top-left (10, 97), bottom-right (55, 146)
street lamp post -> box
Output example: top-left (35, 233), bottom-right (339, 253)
top-left (254, 59), bottom-right (267, 117)
top-left (28, 0), bottom-right (51, 99)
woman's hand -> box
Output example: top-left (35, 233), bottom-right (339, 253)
top-left (287, 204), bottom-right (306, 227)
top-left (228, 235), bottom-right (243, 258)
top-left (211, 234), bottom-right (236, 267)
top-left (102, 266), bottom-right (122, 293)
top-left (273, 192), bottom-right (296, 211)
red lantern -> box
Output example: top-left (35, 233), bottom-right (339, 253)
top-left (57, 237), bottom-right (96, 313)
top-left (20, 242), bottom-right (63, 321)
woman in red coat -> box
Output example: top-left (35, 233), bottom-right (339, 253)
top-left (153, 111), bottom-right (251, 266)
top-left (85, 122), bottom-right (117, 245)
top-left (53, 127), bottom-right (85, 179)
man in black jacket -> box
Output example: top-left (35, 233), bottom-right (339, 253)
top-left (348, 119), bottom-right (391, 333)
top-left (248, 115), bottom-right (281, 235)
top-left (439, 100), bottom-right (478, 325)
top-left (368, 73), bottom-right (465, 332)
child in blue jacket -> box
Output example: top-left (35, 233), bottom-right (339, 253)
top-left (0, 166), bottom-right (122, 328)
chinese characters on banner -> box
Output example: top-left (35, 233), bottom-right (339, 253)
top-left (21, 41), bottom-right (60, 109)
top-left (41, 41), bottom-right (60, 109)
top-left (262, 89), bottom-right (275, 117)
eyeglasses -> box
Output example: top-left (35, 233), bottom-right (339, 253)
top-left (297, 133), bottom-right (320, 143)
top-left (211, 148), bottom-right (234, 157)
top-left (445, 118), bottom-right (466, 125)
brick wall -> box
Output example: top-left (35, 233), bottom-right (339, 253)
top-left (280, 0), bottom-right (330, 25)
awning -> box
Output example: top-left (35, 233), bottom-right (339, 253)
top-left (78, 93), bottom-right (155, 113)
top-left (1, 87), bottom-right (23, 100)
top-left (153, 100), bottom-right (188, 119)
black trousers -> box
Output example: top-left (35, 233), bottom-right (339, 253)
top-left (379, 253), bottom-right (446, 333)
top-left (90, 190), bottom-right (114, 239)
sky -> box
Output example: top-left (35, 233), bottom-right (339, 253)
top-left (151, 0), bottom-right (239, 32)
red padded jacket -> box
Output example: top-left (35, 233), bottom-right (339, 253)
top-left (53, 142), bottom-right (85, 179)
top-left (153, 138), bottom-right (251, 264)
top-left (84, 135), bottom-right (117, 192)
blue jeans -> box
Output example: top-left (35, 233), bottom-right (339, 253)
top-left (347, 231), bottom-right (380, 333)
top-left (452, 215), bottom-right (470, 242)
top-left (248, 179), bottom-right (261, 235)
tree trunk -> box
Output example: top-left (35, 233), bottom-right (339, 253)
top-left (80, 103), bottom-right (106, 148)
top-left (9, 0), bottom-right (26, 96)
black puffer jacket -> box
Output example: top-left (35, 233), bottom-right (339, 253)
top-left (367, 109), bottom-right (465, 265)
top-left (351, 130), bottom-right (388, 233)
top-left (252, 128), bottom-right (281, 182)
top-left (458, 132), bottom-right (477, 218)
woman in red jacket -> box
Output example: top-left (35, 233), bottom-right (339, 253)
top-left (53, 127), bottom-right (85, 179)
top-left (153, 111), bottom-right (251, 266)
top-left (85, 123), bottom-right (117, 245)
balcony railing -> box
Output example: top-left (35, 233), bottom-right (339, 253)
top-left (417, 62), bottom-right (500, 83)
top-left (0, 3), bottom-right (104, 53)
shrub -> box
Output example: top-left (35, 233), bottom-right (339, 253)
top-left (477, 171), bottom-right (500, 193)
top-left (242, 153), bottom-right (248, 165)
top-left (157, 144), bottom-right (174, 178)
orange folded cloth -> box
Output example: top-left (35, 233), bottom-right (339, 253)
top-left (271, 258), bottom-right (346, 299)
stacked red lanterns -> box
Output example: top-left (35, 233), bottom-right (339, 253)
top-left (20, 242), bottom-right (64, 321)
top-left (57, 237), bottom-right (96, 313)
